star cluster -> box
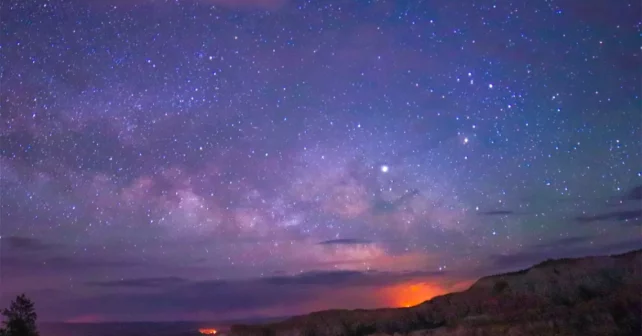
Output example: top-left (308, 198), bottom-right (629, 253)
top-left (1, 0), bottom-right (640, 322)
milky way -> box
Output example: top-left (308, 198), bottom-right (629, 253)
top-left (1, 0), bottom-right (641, 322)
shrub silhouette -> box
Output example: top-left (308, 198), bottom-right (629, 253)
top-left (0, 294), bottom-right (39, 336)
top-left (492, 280), bottom-right (509, 294)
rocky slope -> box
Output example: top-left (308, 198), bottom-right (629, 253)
top-left (230, 249), bottom-right (642, 336)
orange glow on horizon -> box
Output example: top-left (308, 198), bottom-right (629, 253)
top-left (199, 328), bottom-right (217, 335)
top-left (384, 282), bottom-right (446, 308)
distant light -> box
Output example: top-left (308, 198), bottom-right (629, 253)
top-left (488, 84), bottom-right (494, 89)
top-left (463, 137), bottom-right (469, 144)
top-left (381, 165), bottom-right (389, 173)
top-left (199, 329), bottom-right (217, 335)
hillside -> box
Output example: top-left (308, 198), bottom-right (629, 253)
top-left (230, 249), bottom-right (642, 336)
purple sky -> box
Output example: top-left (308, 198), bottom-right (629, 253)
top-left (1, 0), bottom-right (640, 322)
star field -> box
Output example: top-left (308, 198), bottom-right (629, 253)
top-left (1, 0), bottom-right (641, 322)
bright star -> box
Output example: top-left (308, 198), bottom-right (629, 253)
top-left (381, 165), bottom-right (389, 173)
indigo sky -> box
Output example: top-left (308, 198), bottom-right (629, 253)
top-left (1, 0), bottom-right (641, 323)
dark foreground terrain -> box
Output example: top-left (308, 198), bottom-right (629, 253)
top-left (231, 249), bottom-right (642, 336)
top-left (40, 321), bottom-right (229, 336)
top-left (39, 316), bottom-right (284, 336)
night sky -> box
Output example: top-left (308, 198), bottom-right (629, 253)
top-left (1, 0), bottom-right (641, 323)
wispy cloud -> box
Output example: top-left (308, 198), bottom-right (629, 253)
top-left (575, 209), bottom-right (642, 223)
top-left (61, 268), bottom-right (449, 321)
top-left (1, 236), bottom-right (53, 252)
top-left (86, 276), bottom-right (188, 288)
top-left (477, 210), bottom-right (514, 216)
top-left (260, 269), bottom-right (446, 287)
top-left (318, 238), bottom-right (373, 246)
top-left (260, 270), bottom-right (367, 286)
